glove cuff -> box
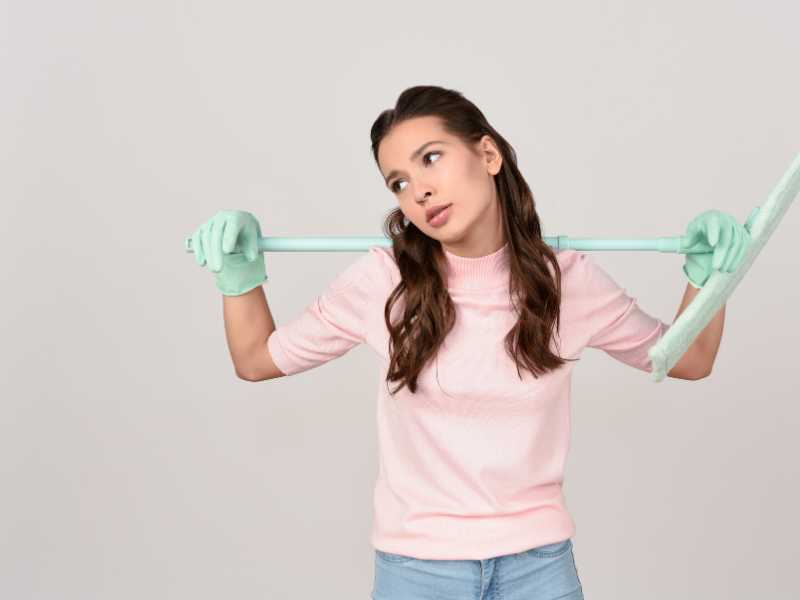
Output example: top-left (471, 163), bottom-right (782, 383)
top-left (215, 253), bottom-right (269, 296)
top-left (682, 264), bottom-right (707, 289)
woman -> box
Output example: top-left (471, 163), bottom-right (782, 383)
top-left (191, 85), bottom-right (751, 599)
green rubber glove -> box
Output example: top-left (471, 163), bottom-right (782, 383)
top-left (681, 207), bottom-right (760, 289)
top-left (190, 210), bottom-right (268, 296)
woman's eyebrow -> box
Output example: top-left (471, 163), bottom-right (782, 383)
top-left (384, 140), bottom-right (448, 186)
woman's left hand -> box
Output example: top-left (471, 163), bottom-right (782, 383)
top-left (681, 207), bottom-right (759, 289)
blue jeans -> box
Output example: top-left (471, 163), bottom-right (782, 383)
top-left (372, 538), bottom-right (584, 599)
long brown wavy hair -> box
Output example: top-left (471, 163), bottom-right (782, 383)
top-left (370, 85), bottom-right (577, 396)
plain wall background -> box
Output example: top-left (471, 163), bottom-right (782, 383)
top-left (2, 0), bottom-right (798, 597)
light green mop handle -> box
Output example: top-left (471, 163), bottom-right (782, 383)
top-left (184, 234), bottom-right (700, 254)
top-left (184, 151), bottom-right (800, 386)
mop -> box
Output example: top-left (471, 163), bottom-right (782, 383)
top-left (185, 152), bottom-right (800, 382)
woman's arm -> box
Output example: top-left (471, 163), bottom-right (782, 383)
top-left (222, 285), bottom-right (285, 380)
top-left (667, 281), bottom-right (724, 379)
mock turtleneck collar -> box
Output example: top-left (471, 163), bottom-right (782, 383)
top-left (441, 241), bottom-right (510, 291)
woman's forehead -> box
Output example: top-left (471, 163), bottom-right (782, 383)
top-left (380, 124), bottom-right (457, 169)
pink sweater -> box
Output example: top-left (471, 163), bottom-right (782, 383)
top-left (267, 241), bottom-right (670, 560)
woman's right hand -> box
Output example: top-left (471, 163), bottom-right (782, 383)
top-left (190, 210), bottom-right (268, 296)
top-left (680, 207), bottom-right (759, 289)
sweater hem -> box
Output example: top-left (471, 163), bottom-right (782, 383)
top-left (370, 508), bottom-right (576, 561)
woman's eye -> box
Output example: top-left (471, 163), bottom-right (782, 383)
top-left (390, 151), bottom-right (442, 193)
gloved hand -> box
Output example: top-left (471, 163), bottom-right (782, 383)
top-left (681, 207), bottom-right (760, 289)
top-left (190, 210), bottom-right (268, 296)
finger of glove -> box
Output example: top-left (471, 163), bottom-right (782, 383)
top-left (200, 225), bottom-right (216, 272)
top-left (243, 219), bottom-right (262, 261)
top-left (192, 226), bottom-right (207, 267)
top-left (222, 216), bottom-right (242, 256)
top-left (209, 218), bottom-right (227, 273)
top-left (705, 213), bottom-right (721, 247)
top-left (682, 223), bottom-right (709, 253)
top-left (682, 222), bottom-right (698, 246)
top-left (711, 220), bottom-right (732, 270)
top-left (721, 224), bottom-right (742, 272)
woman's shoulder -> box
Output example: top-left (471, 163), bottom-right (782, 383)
top-left (328, 245), bottom-right (397, 296)
top-left (553, 247), bottom-right (584, 265)
top-left (552, 247), bottom-right (587, 278)
top-left (550, 248), bottom-right (605, 301)
top-left (368, 245), bottom-right (402, 286)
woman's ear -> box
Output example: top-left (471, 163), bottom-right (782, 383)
top-left (480, 135), bottom-right (502, 175)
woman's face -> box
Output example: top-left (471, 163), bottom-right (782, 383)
top-left (377, 115), bottom-right (505, 258)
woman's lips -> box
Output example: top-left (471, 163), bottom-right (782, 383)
top-left (428, 204), bottom-right (452, 227)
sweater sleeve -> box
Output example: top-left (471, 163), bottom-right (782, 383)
top-left (266, 248), bottom-right (379, 376)
top-left (578, 252), bottom-right (670, 373)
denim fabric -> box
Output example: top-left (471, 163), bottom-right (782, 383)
top-left (372, 538), bottom-right (583, 599)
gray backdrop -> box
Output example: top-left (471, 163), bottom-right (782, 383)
top-left (2, 1), bottom-right (798, 598)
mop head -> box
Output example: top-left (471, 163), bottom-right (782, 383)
top-left (648, 152), bottom-right (800, 382)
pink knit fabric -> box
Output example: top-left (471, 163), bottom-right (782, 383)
top-left (267, 242), bottom-right (669, 560)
